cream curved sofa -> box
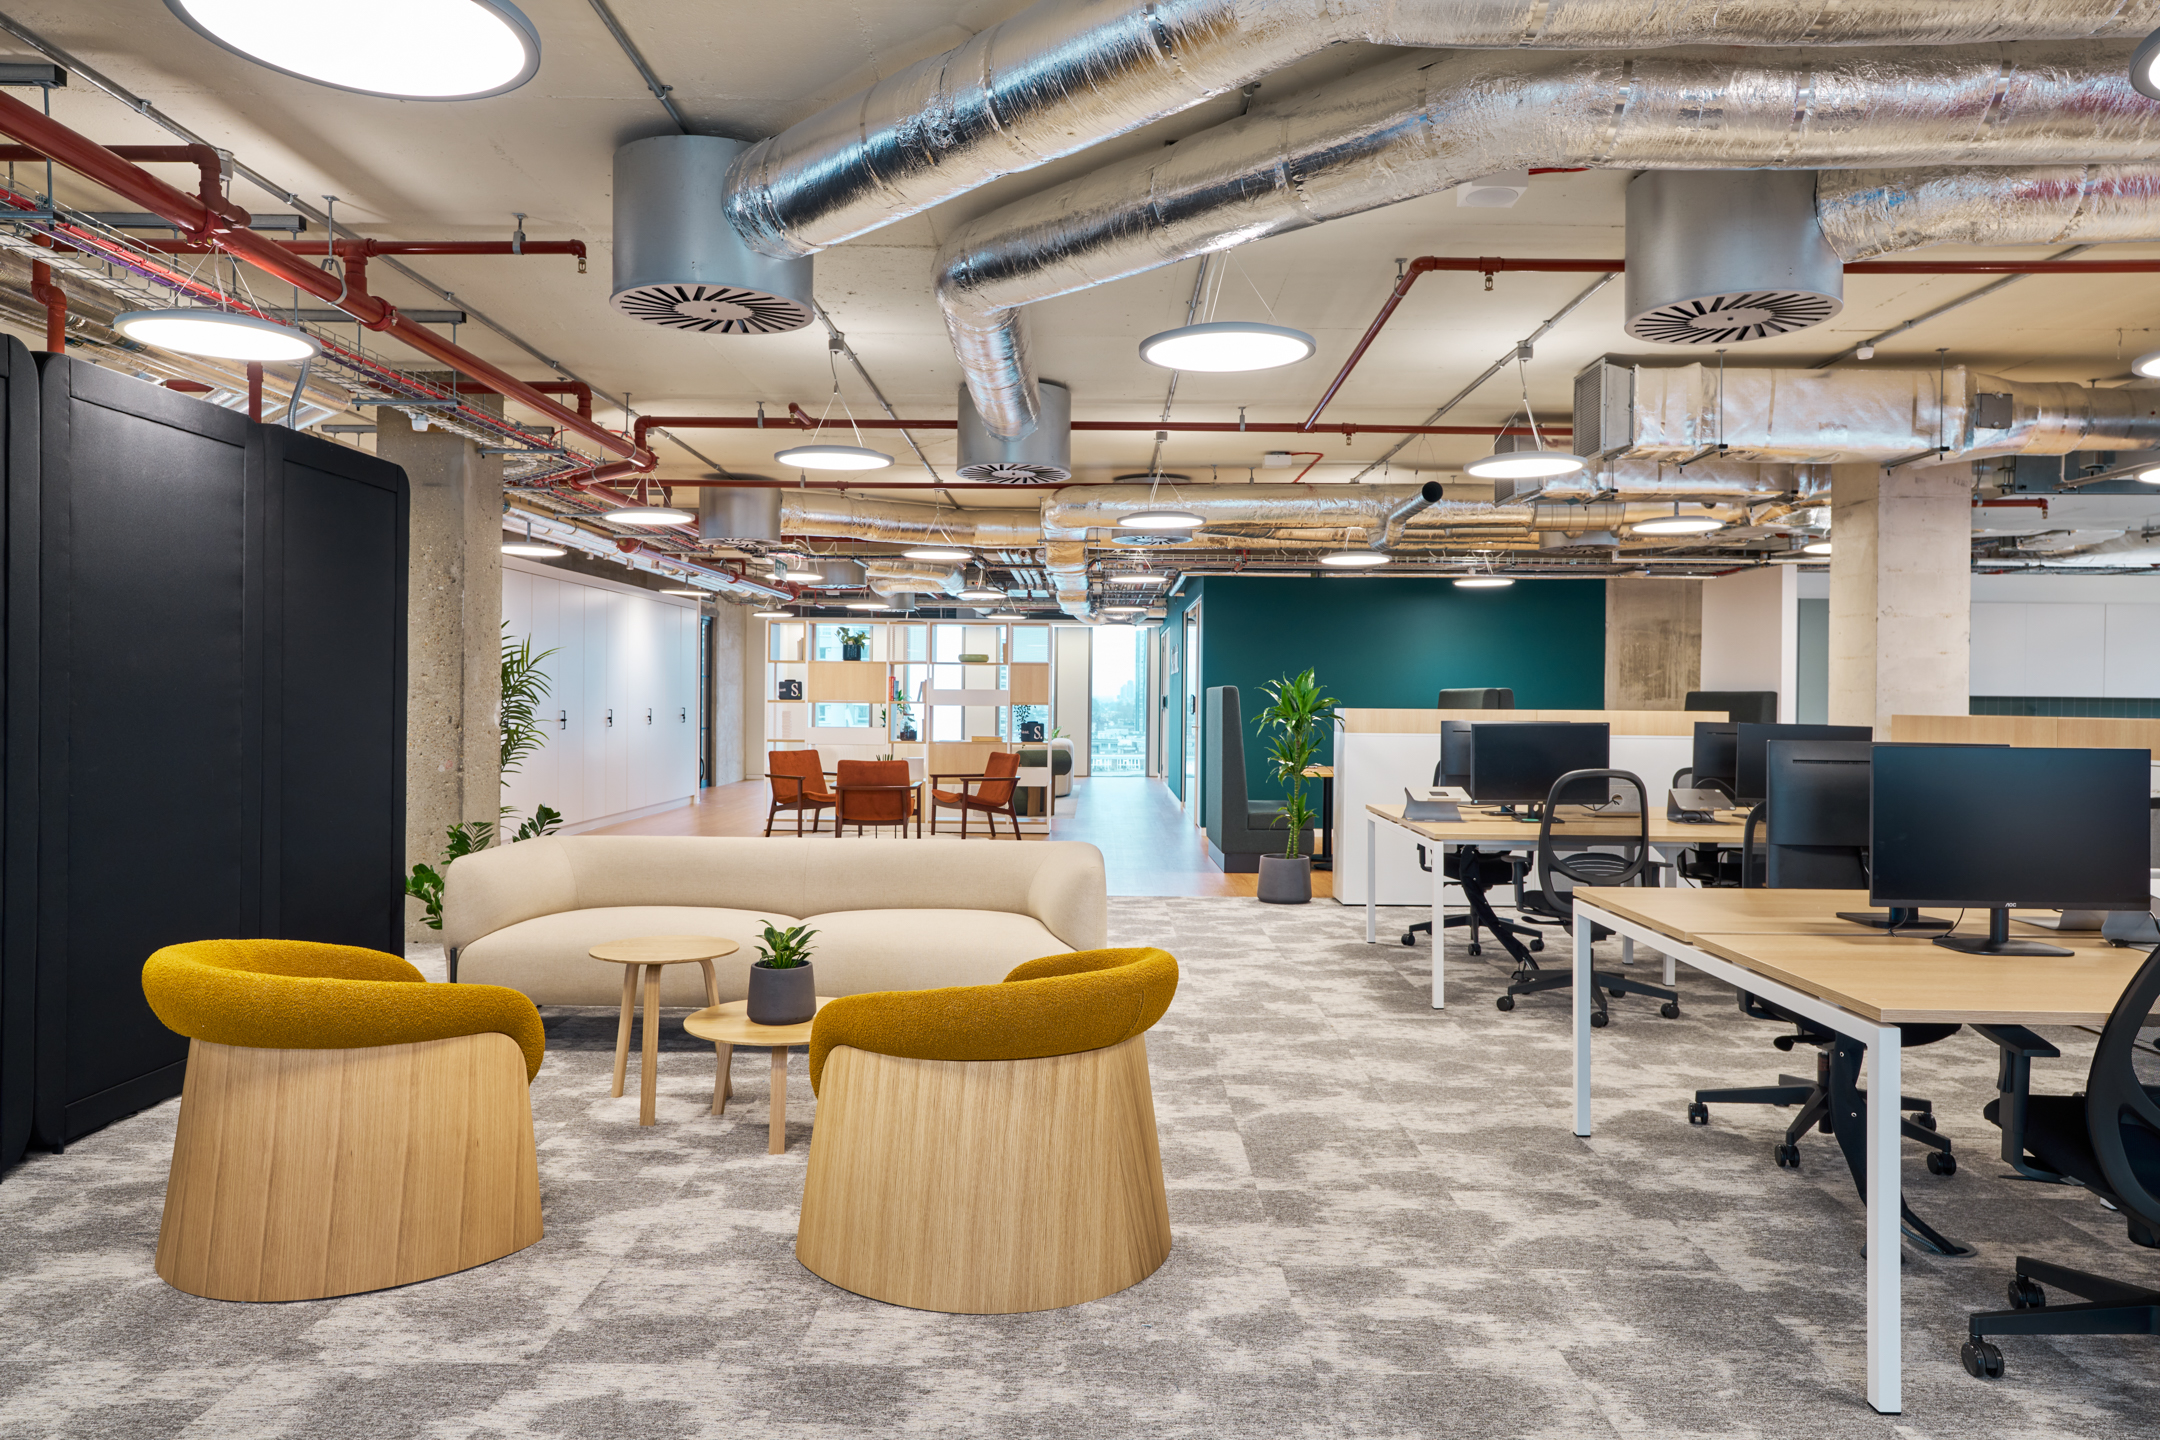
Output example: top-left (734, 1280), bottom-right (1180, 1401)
top-left (443, 836), bottom-right (1109, 1007)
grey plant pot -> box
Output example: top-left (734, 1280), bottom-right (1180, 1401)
top-left (747, 959), bottom-right (817, 1025)
top-left (1257, 854), bottom-right (1312, 905)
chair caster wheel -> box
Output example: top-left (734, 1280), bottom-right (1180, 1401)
top-left (1961, 1339), bottom-right (2004, 1379)
top-left (1914, 1112), bottom-right (1938, 1131)
top-left (1928, 1150), bottom-right (1957, 1177)
top-left (1606, 986), bottom-right (1624, 998)
top-left (1590, 1011), bottom-right (1610, 1029)
top-left (1400, 934), bottom-right (1415, 947)
top-left (1468, 943), bottom-right (1482, 956)
top-left (1530, 939), bottom-right (1544, 952)
top-left (1687, 1102), bottom-right (1709, 1126)
top-left (1660, 1002), bottom-right (1681, 1019)
top-left (1774, 1142), bottom-right (1801, 1168)
top-left (2008, 1277), bottom-right (2045, 1310)
top-left (1495, 995), bottom-right (1515, 1012)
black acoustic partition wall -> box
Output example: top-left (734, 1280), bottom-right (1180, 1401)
top-left (0, 335), bottom-right (38, 1175)
top-left (260, 426), bottom-right (408, 951)
top-left (17, 359), bottom-right (407, 1152)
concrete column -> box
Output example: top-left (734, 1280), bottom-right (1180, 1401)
top-left (376, 395), bottom-right (504, 939)
top-left (708, 601), bottom-right (748, 785)
top-left (1700, 565), bottom-right (1800, 721)
top-left (1827, 462), bottom-right (1971, 735)
top-left (1604, 577), bottom-right (1701, 709)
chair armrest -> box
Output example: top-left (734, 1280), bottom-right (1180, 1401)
top-left (1972, 1023), bottom-right (2071, 1184)
top-left (767, 772), bottom-right (806, 798)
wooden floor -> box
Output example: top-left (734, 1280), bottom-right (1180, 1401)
top-left (580, 776), bottom-right (1336, 900)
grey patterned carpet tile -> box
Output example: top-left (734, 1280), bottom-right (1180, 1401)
top-left (1, 900), bottom-right (2157, 1437)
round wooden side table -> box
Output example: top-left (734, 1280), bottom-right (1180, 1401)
top-left (588, 935), bottom-right (741, 1126)
top-left (683, 998), bottom-right (834, 1154)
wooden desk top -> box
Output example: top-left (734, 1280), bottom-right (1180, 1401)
top-left (1367, 801), bottom-right (1751, 847)
top-left (1570, 887), bottom-right (2142, 1025)
top-left (1690, 928), bottom-right (2141, 1026)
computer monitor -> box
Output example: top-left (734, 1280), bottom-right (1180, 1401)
top-left (1734, 723), bottom-right (1872, 804)
top-left (1762, 740), bottom-right (1871, 889)
top-left (1692, 723), bottom-right (1738, 797)
top-left (1468, 722), bottom-right (1610, 814)
top-left (1867, 743), bottom-right (2153, 956)
top-left (1438, 721), bottom-right (1475, 789)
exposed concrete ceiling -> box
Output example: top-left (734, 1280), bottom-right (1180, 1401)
top-left (7, 0), bottom-right (2160, 534)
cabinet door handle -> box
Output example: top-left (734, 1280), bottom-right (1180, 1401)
top-left (557, 710), bottom-right (568, 730)
top-left (645, 708), bottom-right (653, 725)
top-left (605, 708), bottom-right (614, 728)
top-left (679, 708), bottom-right (687, 722)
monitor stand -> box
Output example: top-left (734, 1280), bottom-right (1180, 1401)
top-left (1835, 906), bottom-right (1954, 933)
top-left (1490, 803), bottom-right (1544, 823)
top-left (1931, 906), bottom-right (2072, 958)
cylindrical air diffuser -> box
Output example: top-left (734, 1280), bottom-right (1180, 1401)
top-left (957, 378), bottom-right (1072, 482)
top-left (613, 136), bottom-right (814, 334)
top-left (1624, 172), bottom-right (1842, 345)
top-left (699, 485), bottom-right (782, 541)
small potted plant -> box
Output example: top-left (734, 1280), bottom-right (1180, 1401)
top-left (1252, 668), bottom-right (1336, 905)
top-left (838, 627), bottom-right (869, 662)
top-left (747, 921), bottom-right (818, 1025)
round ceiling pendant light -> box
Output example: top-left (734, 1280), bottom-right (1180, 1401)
top-left (2134, 28), bottom-right (2160, 100)
top-left (604, 481), bottom-right (694, 525)
top-left (1138, 321), bottom-right (1316, 373)
top-left (902, 545), bottom-right (972, 561)
top-left (501, 516), bottom-right (565, 558)
top-left (844, 601), bottom-right (888, 610)
top-left (1463, 432), bottom-right (1586, 481)
top-left (1801, 539), bottom-right (1833, 555)
top-left (751, 607), bottom-right (793, 619)
top-left (661, 587), bottom-right (708, 597)
top-left (115, 308), bottom-right (319, 362)
top-left (1630, 509), bottom-right (1725, 536)
top-left (957, 585), bottom-right (1006, 602)
top-left (1453, 576), bottom-right (1515, 589)
top-left (774, 443), bottom-right (893, 471)
top-left (1110, 573), bottom-right (1169, 586)
top-left (1318, 549), bottom-right (1390, 568)
top-left (2134, 350), bottom-right (2160, 380)
top-left (165, 0), bottom-right (541, 100)
top-left (2136, 465), bottom-right (2160, 484)
top-left (1117, 508), bottom-right (1205, 530)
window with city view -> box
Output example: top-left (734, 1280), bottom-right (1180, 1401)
top-left (1090, 626), bottom-right (1147, 776)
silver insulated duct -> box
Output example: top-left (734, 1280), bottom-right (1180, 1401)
top-left (957, 379), bottom-right (1072, 482)
top-left (1623, 172), bottom-right (1844, 344)
top-left (1815, 165), bottom-right (2160, 258)
top-left (613, 136), bottom-right (815, 335)
top-left (718, 0), bottom-right (2160, 261)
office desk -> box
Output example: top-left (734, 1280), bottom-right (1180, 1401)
top-left (1569, 887), bottom-right (2141, 1415)
top-left (1362, 802), bottom-right (1752, 1006)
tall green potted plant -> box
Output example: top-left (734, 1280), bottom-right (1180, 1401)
top-left (1252, 668), bottom-right (1336, 904)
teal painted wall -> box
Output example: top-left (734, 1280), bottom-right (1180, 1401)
top-left (1185, 576), bottom-right (1608, 821)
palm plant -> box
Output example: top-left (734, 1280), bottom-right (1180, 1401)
top-left (500, 626), bottom-right (558, 776)
top-left (1253, 668), bottom-right (1337, 860)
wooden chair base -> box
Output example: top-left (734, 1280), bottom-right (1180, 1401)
top-left (155, 1033), bottom-right (543, 1302)
top-left (796, 1035), bottom-right (1171, 1313)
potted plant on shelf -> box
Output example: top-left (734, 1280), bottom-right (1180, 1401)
top-left (838, 627), bottom-right (869, 662)
top-left (1252, 668), bottom-right (1336, 905)
top-left (747, 921), bottom-right (819, 1025)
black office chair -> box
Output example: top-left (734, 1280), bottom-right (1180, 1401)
top-left (1402, 760), bottom-right (1550, 956)
top-left (1497, 769), bottom-right (1681, 1027)
top-left (1961, 942), bottom-right (2160, 1377)
top-left (1688, 804), bottom-right (1965, 1251)
top-left (1401, 844), bottom-right (1549, 958)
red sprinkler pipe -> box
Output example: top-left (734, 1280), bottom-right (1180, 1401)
top-left (0, 143), bottom-right (251, 230)
top-left (0, 91), bottom-right (654, 481)
top-left (449, 379), bottom-right (594, 420)
top-left (1303, 253), bottom-right (2160, 429)
top-left (245, 362), bottom-right (263, 422)
top-left (27, 257), bottom-right (63, 352)
top-left (639, 413), bottom-right (1561, 441)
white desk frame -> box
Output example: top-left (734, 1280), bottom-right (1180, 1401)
top-left (1362, 812), bottom-right (1689, 1007)
top-left (1571, 897), bottom-right (1905, 1416)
